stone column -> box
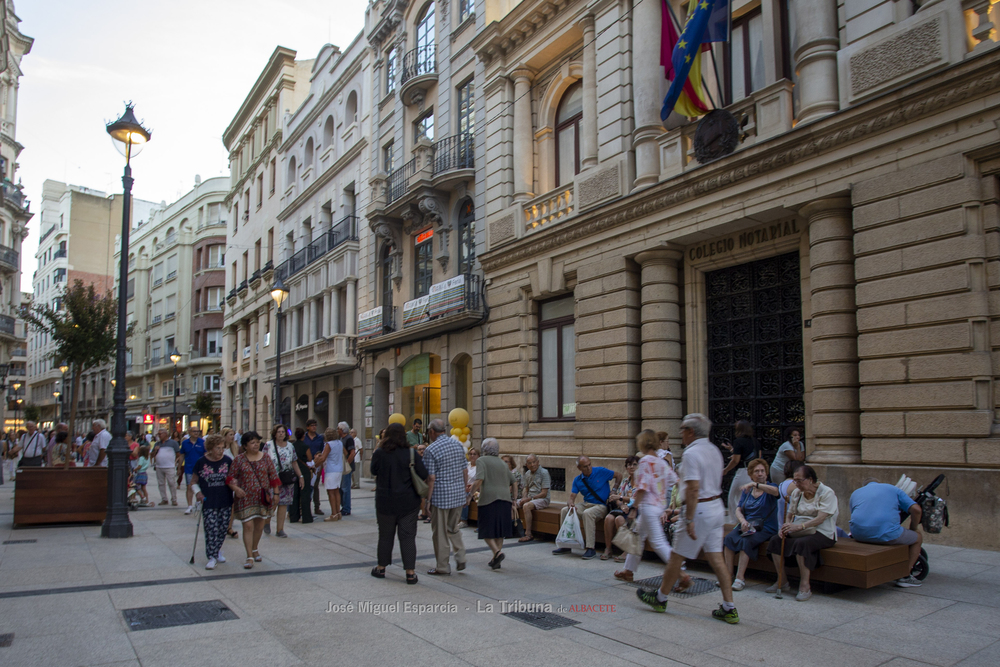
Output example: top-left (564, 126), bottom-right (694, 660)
top-left (308, 298), bottom-right (318, 345)
top-left (635, 247), bottom-right (685, 435)
top-left (579, 14), bottom-right (598, 170)
top-left (795, 0), bottom-right (840, 124)
top-left (511, 68), bottom-right (535, 202)
top-left (249, 317), bottom-right (258, 373)
top-left (802, 197), bottom-right (861, 463)
top-left (322, 290), bottom-right (332, 338)
top-left (346, 279), bottom-right (357, 336)
top-left (331, 287), bottom-right (341, 335)
top-left (631, 0), bottom-right (663, 190)
top-left (257, 308), bottom-right (268, 373)
top-left (289, 307), bottom-right (299, 349)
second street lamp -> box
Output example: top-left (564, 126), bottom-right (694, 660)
top-left (170, 348), bottom-right (181, 435)
top-left (270, 277), bottom-right (289, 427)
top-left (54, 390), bottom-right (62, 423)
top-left (102, 102), bottom-right (151, 539)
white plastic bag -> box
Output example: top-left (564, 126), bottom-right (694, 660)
top-left (555, 507), bottom-right (585, 549)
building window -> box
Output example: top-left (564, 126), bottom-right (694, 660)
top-left (206, 329), bottom-right (223, 356)
top-left (346, 91), bottom-right (358, 125)
top-left (458, 78), bottom-right (474, 140)
top-left (386, 46), bottom-right (397, 94)
top-left (539, 297), bottom-right (576, 420)
top-left (381, 244), bottom-right (393, 307)
top-left (208, 245), bottom-right (225, 268)
top-left (414, 231), bottom-right (433, 297)
top-left (207, 287), bottom-right (224, 311)
top-left (204, 375), bottom-right (221, 392)
top-left (459, 0), bottom-right (474, 23)
top-left (162, 380), bottom-right (174, 397)
top-left (383, 141), bottom-right (395, 173)
top-left (416, 3), bottom-right (435, 74)
top-left (725, 7), bottom-right (765, 105)
top-left (166, 254), bottom-right (178, 280)
top-left (458, 198), bottom-right (475, 275)
top-left (415, 111), bottom-right (434, 143)
top-left (147, 383), bottom-right (155, 399)
top-left (555, 81), bottom-right (583, 187)
top-left (165, 294), bottom-right (176, 320)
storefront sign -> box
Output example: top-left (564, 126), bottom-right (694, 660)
top-left (402, 295), bottom-right (430, 327)
top-left (143, 414), bottom-right (155, 424)
top-left (415, 228), bottom-right (434, 244)
top-left (688, 219), bottom-right (800, 262)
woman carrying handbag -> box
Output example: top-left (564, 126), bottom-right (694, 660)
top-left (226, 431), bottom-right (280, 569)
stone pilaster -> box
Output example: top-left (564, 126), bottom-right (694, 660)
top-left (346, 279), bottom-right (358, 336)
top-left (795, 0), bottom-right (840, 124)
top-left (803, 197), bottom-right (861, 463)
top-left (511, 68), bottom-right (535, 202)
top-left (331, 287), bottom-right (342, 335)
top-left (322, 290), bottom-right (332, 338)
top-left (579, 14), bottom-right (598, 170)
top-left (308, 298), bottom-right (318, 344)
top-left (635, 246), bottom-right (685, 436)
top-left (631, 0), bottom-right (662, 190)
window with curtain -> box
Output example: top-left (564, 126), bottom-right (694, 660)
top-left (555, 81), bottom-right (583, 187)
top-left (539, 297), bottom-right (576, 420)
top-left (386, 46), bottom-right (397, 94)
top-left (414, 232), bottom-right (433, 297)
top-left (416, 3), bottom-right (435, 74)
top-left (458, 198), bottom-right (475, 275)
top-left (725, 7), bottom-right (765, 105)
top-left (459, 0), bottom-right (474, 23)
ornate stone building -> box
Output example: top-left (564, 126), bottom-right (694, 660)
top-left (359, 0), bottom-right (485, 448)
top-left (271, 38), bottom-right (369, 433)
top-left (475, 0), bottom-right (1000, 548)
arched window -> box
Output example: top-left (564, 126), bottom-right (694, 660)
top-left (304, 137), bottom-right (314, 167)
top-left (555, 81), bottom-right (583, 187)
top-left (286, 156), bottom-right (297, 187)
top-left (457, 198), bottom-right (475, 275)
top-left (323, 116), bottom-right (335, 148)
top-left (346, 91), bottom-right (358, 125)
top-left (380, 244), bottom-right (393, 307)
top-left (416, 3), bottom-right (435, 75)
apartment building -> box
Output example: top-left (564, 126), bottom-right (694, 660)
top-left (222, 47), bottom-right (313, 434)
top-left (27, 180), bottom-right (159, 426)
top-left (117, 176), bottom-right (228, 435)
top-left (0, 1), bottom-right (30, 430)
top-left (474, 0), bottom-right (1000, 548)
top-left (360, 0), bottom-right (486, 447)
top-left (271, 37), bottom-right (368, 432)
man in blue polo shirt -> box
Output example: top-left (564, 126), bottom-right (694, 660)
top-left (849, 478), bottom-right (924, 587)
top-left (179, 426), bottom-right (206, 515)
top-left (303, 419), bottom-right (326, 515)
top-left (552, 455), bottom-right (621, 559)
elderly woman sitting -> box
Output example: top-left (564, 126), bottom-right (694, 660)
top-left (723, 458), bottom-right (779, 591)
top-left (766, 464), bottom-right (839, 601)
top-left (601, 455), bottom-right (638, 561)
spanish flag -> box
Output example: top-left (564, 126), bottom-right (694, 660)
top-left (661, 0), bottom-right (730, 121)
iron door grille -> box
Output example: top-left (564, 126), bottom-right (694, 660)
top-left (705, 251), bottom-right (805, 458)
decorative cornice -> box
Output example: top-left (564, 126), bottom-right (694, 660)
top-left (479, 51), bottom-right (1000, 273)
top-left (473, 0), bottom-right (571, 66)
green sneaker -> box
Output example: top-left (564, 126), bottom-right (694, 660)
top-left (636, 588), bottom-right (666, 613)
top-left (711, 604), bottom-right (740, 624)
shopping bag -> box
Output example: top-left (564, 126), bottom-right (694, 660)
top-left (612, 518), bottom-right (643, 556)
top-left (555, 507), bottom-right (585, 549)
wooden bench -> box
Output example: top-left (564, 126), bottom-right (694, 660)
top-left (509, 503), bottom-right (909, 589)
top-left (13, 467), bottom-right (108, 526)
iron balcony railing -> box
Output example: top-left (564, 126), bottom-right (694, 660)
top-left (227, 288), bottom-right (237, 301)
top-left (1, 180), bottom-right (29, 212)
top-left (54, 249), bottom-right (67, 259)
top-left (39, 226), bottom-right (55, 243)
top-left (0, 244), bottom-right (18, 270)
top-left (386, 159), bottom-right (417, 205)
top-left (237, 279), bottom-right (249, 293)
top-left (433, 133), bottom-right (474, 174)
top-left (0, 314), bottom-right (14, 336)
top-left (401, 45), bottom-right (436, 84)
top-left (274, 216), bottom-right (360, 283)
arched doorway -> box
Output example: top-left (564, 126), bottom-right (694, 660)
top-left (295, 394), bottom-right (309, 429)
top-left (338, 388), bottom-right (354, 430)
top-left (314, 391), bottom-right (329, 431)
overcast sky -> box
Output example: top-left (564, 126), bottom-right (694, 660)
top-left (14, 0), bottom-right (369, 292)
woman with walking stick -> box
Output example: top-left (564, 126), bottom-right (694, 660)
top-left (226, 431), bottom-right (280, 569)
top-left (191, 434), bottom-right (234, 569)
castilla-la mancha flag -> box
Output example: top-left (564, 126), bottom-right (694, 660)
top-left (661, 0), bottom-right (730, 121)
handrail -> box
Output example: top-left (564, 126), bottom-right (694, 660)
top-left (386, 159), bottom-right (417, 204)
top-left (401, 45), bottom-right (436, 84)
top-left (432, 133), bottom-right (474, 175)
top-left (274, 216), bottom-right (360, 283)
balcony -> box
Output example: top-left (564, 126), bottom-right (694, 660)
top-left (0, 244), bottom-right (18, 272)
top-left (266, 334), bottom-right (357, 381)
top-left (237, 279), bottom-right (249, 295)
top-left (0, 313), bottom-right (15, 338)
top-left (359, 274), bottom-right (484, 351)
top-left (380, 135), bottom-right (474, 209)
top-left (1, 179), bottom-right (29, 214)
top-left (12, 347), bottom-right (26, 357)
top-left (54, 249), bottom-right (67, 259)
top-left (386, 159), bottom-right (417, 205)
top-left (249, 269), bottom-right (262, 288)
top-left (400, 45), bottom-right (437, 105)
top-left (39, 226), bottom-right (55, 243)
top-left (151, 314), bottom-right (162, 325)
top-left (274, 216), bottom-right (359, 284)
top-left (226, 288), bottom-right (237, 304)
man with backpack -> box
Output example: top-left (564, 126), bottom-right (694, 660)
top-left (849, 478), bottom-right (923, 587)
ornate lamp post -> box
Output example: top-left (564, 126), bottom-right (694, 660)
top-left (170, 348), bottom-right (181, 434)
top-left (270, 277), bottom-right (289, 426)
top-left (53, 390), bottom-right (62, 423)
top-left (12, 381), bottom-right (21, 430)
top-left (102, 102), bottom-right (151, 539)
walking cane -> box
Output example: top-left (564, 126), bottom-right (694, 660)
top-left (775, 531), bottom-right (786, 599)
top-left (189, 502), bottom-right (202, 564)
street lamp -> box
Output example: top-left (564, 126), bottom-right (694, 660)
top-left (102, 102), bottom-right (151, 539)
top-left (170, 348), bottom-right (181, 435)
top-left (53, 390), bottom-right (62, 423)
top-left (59, 364), bottom-right (69, 425)
top-left (270, 276), bottom-right (289, 427)
top-left (11, 382), bottom-right (20, 430)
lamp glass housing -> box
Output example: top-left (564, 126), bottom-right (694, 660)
top-left (170, 349), bottom-right (181, 365)
top-left (106, 104), bottom-right (152, 161)
top-left (271, 278), bottom-right (289, 307)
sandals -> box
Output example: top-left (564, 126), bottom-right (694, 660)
top-left (600, 551), bottom-right (612, 561)
top-left (517, 535), bottom-right (534, 543)
top-left (406, 572), bottom-right (418, 585)
top-left (371, 566), bottom-right (386, 579)
top-left (323, 513), bottom-right (342, 522)
top-left (614, 554), bottom-right (627, 563)
top-left (252, 549), bottom-right (262, 563)
top-left (244, 558), bottom-right (254, 570)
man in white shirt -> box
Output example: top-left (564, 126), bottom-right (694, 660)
top-left (151, 428), bottom-right (181, 505)
top-left (14, 421), bottom-right (46, 467)
top-left (636, 413), bottom-right (739, 624)
top-left (90, 420), bottom-right (113, 467)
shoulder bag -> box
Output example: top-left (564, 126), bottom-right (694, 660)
top-left (409, 447), bottom-right (428, 498)
top-left (274, 444), bottom-right (297, 486)
top-left (248, 456), bottom-right (273, 507)
top-left (578, 473), bottom-right (612, 511)
top-left (612, 517), bottom-right (643, 556)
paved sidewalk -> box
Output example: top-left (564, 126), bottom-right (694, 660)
top-left (1, 478), bottom-right (998, 667)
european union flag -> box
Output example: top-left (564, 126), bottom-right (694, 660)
top-left (660, 0), bottom-right (730, 122)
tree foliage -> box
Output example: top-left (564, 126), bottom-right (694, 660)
top-left (193, 391), bottom-right (215, 431)
top-left (22, 280), bottom-right (133, 439)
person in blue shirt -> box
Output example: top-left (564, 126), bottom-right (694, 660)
top-left (552, 456), bottom-right (621, 560)
top-left (303, 419), bottom-right (326, 515)
top-left (849, 478), bottom-right (923, 587)
top-left (179, 426), bottom-right (206, 515)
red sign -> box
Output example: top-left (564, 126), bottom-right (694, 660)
top-left (143, 414), bottom-right (155, 424)
top-left (416, 228), bottom-right (433, 244)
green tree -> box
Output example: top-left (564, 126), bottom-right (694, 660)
top-left (23, 403), bottom-right (41, 423)
top-left (193, 391), bottom-right (215, 432)
top-left (22, 280), bottom-right (133, 450)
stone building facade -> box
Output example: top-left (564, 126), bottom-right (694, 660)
top-left (222, 47), bottom-right (313, 435)
top-left (475, 0), bottom-right (1000, 549)
top-left (270, 38), bottom-right (369, 435)
top-left (359, 0), bottom-right (486, 453)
